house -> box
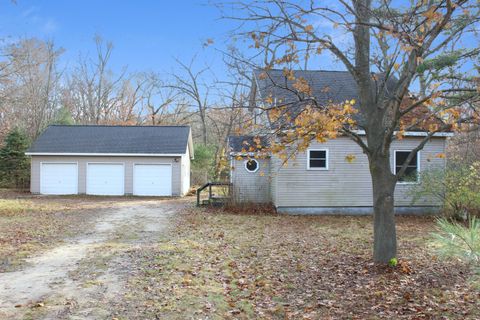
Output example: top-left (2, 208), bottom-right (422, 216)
top-left (228, 69), bottom-right (452, 214)
top-left (26, 125), bottom-right (193, 196)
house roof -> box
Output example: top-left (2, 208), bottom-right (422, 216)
top-left (253, 69), bottom-right (399, 105)
top-left (252, 69), bottom-right (452, 134)
top-left (253, 69), bottom-right (399, 129)
top-left (27, 125), bottom-right (193, 156)
top-left (228, 135), bottom-right (270, 153)
top-left (254, 69), bottom-right (360, 106)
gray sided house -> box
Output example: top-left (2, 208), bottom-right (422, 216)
top-left (26, 125), bottom-right (193, 196)
top-left (229, 69), bottom-right (452, 214)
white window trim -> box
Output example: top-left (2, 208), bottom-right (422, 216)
top-left (244, 159), bottom-right (260, 173)
top-left (393, 150), bottom-right (421, 185)
top-left (307, 148), bottom-right (329, 170)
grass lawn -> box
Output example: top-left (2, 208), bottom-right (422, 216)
top-left (119, 208), bottom-right (480, 319)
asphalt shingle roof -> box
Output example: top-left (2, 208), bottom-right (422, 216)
top-left (228, 135), bottom-right (270, 153)
top-left (254, 69), bottom-right (361, 106)
top-left (253, 69), bottom-right (397, 129)
top-left (28, 125), bottom-right (191, 154)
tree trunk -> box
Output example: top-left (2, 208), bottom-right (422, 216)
top-left (353, 0), bottom-right (397, 263)
top-left (202, 121), bottom-right (207, 146)
top-left (370, 154), bottom-right (397, 263)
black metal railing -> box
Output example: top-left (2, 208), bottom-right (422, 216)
top-left (196, 182), bottom-right (231, 206)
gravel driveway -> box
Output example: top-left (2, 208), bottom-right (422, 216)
top-left (0, 198), bottom-right (186, 320)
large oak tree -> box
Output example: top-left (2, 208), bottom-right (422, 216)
top-left (226, 0), bottom-right (480, 262)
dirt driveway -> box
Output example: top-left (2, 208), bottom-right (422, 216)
top-left (0, 198), bottom-right (187, 320)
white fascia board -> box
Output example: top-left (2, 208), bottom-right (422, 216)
top-left (187, 128), bottom-right (195, 160)
top-left (273, 129), bottom-right (454, 137)
top-left (25, 152), bottom-right (185, 157)
top-left (403, 131), bottom-right (454, 137)
top-left (350, 130), bottom-right (454, 137)
top-left (229, 152), bottom-right (270, 158)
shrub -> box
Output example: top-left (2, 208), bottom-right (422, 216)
top-left (220, 202), bottom-right (277, 215)
top-left (409, 162), bottom-right (480, 220)
top-left (191, 144), bottom-right (231, 185)
top-left (432, 217), bottom-right (480, 264)
top-left (191, 144), bottom-right (216, 185)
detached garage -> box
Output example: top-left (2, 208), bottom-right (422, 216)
top-left (26, 125), bottom-right (193, 196)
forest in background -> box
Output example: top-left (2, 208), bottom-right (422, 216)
top-left (0, 36), bottom-right (256, 186)
top-left (1, 33), bottom-right (479, 190)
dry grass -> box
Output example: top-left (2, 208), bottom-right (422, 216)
top-left (116, 209), bottom-right (480, 319)
top-left (0, 198), bottom-right (97, 272)
top-left (0, 199), bottom-right (67, 215)
top-left (0, 189), bottom-right (128, 272)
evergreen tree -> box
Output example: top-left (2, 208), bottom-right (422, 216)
top-left (53, 106), bottom-right (74, 125)
top-left (0, 129), bottom-right (30, 188)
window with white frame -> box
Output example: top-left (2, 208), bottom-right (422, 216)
top-left (307, 149), bottom-right (328, 170)
top-left (395, 150), bottom-right (419, 183)
top-left (244, 159), bottom-right (259, 173)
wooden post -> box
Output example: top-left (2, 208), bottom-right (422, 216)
top-left (197, 188), bottom-right (201, 206)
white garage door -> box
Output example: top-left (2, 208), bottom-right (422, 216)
top-left (87, 163), bottom-right (124, 195)
top-left (40, 163), bottom-right (78, 195)
top-left (133, 164), bottom-right (172, 196)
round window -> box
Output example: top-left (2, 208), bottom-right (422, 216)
top-left (245, 159), bottom-right (259, 172)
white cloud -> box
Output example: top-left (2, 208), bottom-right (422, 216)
top-left (21, 6), bottom-right (38, 18)
top-left (19, 5), bottom-right (58, 35)
top-left (42, 18), bottom-right (58, 34)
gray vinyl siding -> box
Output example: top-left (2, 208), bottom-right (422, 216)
top-left (271, 136), bottom-right (446, 208)
top-left (231, 158), bottom-right (271, 203)
top-left (270, 156), bottom-right (278, 204)
top-left (30, 155), bottom-right (182, 196)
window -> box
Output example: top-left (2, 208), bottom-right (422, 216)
top-left (395, 151), bottom-right (419, 183)
top-left (307, 149), bottom-right (328, 170)
top-left (245, 159), bottom-right (259, 173)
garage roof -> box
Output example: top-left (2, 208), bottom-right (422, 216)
top-left (27, 125), bottom-right (193, 157)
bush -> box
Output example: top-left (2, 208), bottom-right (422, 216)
top-left (220, 202), bottom-right (277, 215)
top-left (409, 162), bottom-right (480, 220)
top-left (0, 129), bottom-right (30, 189)
top-left (191, 144), bottom-right (222, 185)
top-left (432, 217), bottom-right (480, 264)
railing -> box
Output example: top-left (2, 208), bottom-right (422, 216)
top-left (196, 182), bottom-right (232, 206)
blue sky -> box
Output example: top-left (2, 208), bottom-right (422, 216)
top-left (1, 1), bottom-right (476, 81)
top-left (0, 0), bottom-right (237, 76)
